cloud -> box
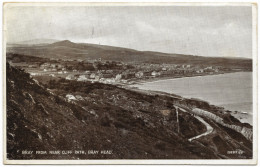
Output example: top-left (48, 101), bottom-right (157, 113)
top-left (5, 5), bottom-right (252, 58)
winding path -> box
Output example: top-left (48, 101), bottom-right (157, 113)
top-left (188, 115), bottom-right (213, 142)
top-left (175, 106), bottom-right (214, 142)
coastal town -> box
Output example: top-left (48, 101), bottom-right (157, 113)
top-left (7, 53), bottom-right (247, 86)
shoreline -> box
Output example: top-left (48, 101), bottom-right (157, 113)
top-left (122, 72), bottom-right (253, 126)
top-left (125, 86), bottom-right (252, 126)
top-left (127, 71), bottom-right (251, 86)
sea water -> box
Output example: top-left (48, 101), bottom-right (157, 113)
top-left (132, 72), bottom-right (252, 124)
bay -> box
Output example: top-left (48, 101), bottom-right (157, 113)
top-left (132, 72), bottom-right (252, 124)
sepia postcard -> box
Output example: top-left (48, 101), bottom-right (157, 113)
top-left (2, 2), bottom-right (258, 165)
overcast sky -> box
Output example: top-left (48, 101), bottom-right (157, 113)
top-left (5, 5), bottom-right (252, 58)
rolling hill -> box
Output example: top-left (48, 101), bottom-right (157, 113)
top-left (7, 40), bottom-right (252, 70)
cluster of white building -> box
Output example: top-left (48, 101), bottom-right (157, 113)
top-left (65, 72), bottom-right (125, 84)
top-left (40, 63), bottom-right (67, 73)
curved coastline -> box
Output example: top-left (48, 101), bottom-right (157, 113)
top-left (128, 72), bottom-right (253, 125)
top-left (132, 71), bottom-right (251, 86)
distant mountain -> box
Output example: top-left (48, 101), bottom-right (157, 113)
top-left (8, 38), bottom-right (59, 45)
top-left (50, 40), bottom-right (137, 52)
top-left (50, 40), bottom-right (75, 47)
top-left (7, 40), bottom-right (252, 70)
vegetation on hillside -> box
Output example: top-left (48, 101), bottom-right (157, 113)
top-left (6, 63), bottom-right (252, 159)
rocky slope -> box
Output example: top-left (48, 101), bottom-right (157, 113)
top-left (6, 64), bottom-right (252, 159)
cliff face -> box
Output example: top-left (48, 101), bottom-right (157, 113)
top-left (6, 64), bottom-right (252, 159)
top-left (7, 63), bottom-right (91, 159)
